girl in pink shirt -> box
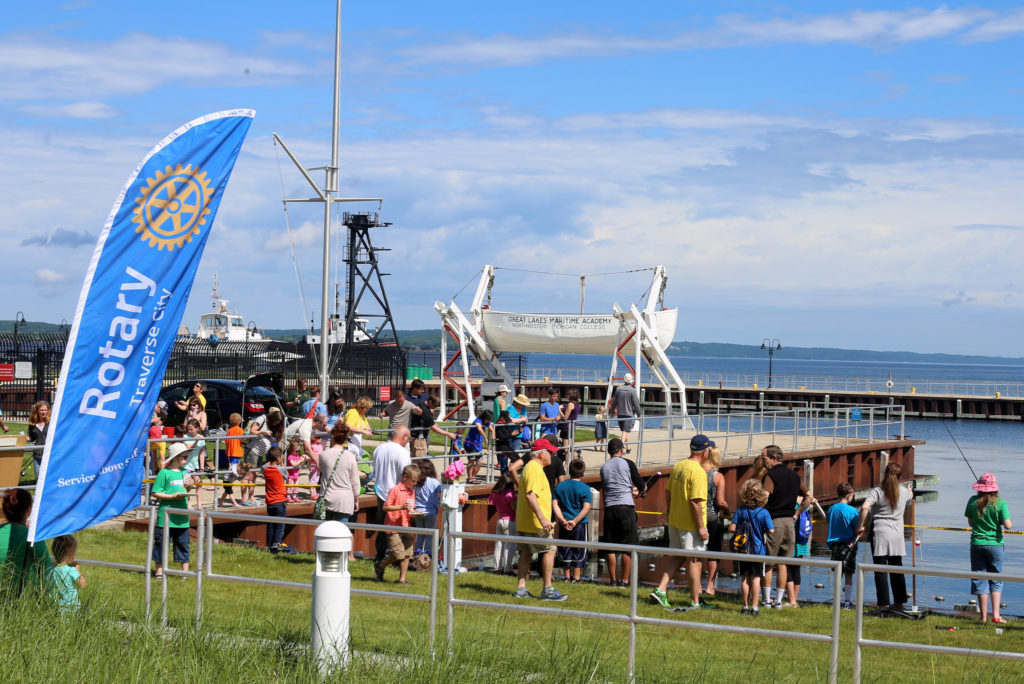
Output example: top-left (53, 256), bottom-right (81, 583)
top-left (285, 437), bottom-right (305, 502)
top-left (488, 473), bottom-right (518, 574)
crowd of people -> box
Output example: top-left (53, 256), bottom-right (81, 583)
top-left (2, 377), bottom-right (1013, 623)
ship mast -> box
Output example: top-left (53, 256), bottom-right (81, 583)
top-left (273, 0), bottom-right (381, 395)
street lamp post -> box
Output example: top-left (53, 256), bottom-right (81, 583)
top-left (13, 311), bottom-right (27, 356)
top-left (760, 338), bottom-right (781, 389)
top-left (244, 321), bottom-right (258, 376)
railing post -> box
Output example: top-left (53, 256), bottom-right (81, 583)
top-left (429, 528), bottom-right (439, 658)
top-left (195, 511), bottom-right (204, 629)
top-left (160, 507), bottom-right (170, 628)
top-left (854, 567), bottom-right (865, 683)
top-left (628, 549), bottom-right (638, 682)
top-left (446, 529), bottom-right (455, 654)
top-left (144, 506), bottom-right (156, 623)
top-left (829, 561), bottom-right (841, 684)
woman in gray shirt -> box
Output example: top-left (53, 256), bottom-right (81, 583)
top-left (857, 462), bottom-right (913, 610)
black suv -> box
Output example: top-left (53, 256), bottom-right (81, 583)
top-left (158, 373), bottom-right (285, 430)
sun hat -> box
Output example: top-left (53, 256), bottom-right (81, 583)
top-left (513, 393), bottom-right (532, 406)
top-left (972, 472), bottom-right (999, 493)
top-left (165, 442), bottom-right (189, 462)
top-left (623, 372), bottom-right (634, 383)
top-left (497, 384), bottom-right (510, 393)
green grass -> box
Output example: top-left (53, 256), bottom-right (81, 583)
top-left (3, 527), bottom-right (1014, 682)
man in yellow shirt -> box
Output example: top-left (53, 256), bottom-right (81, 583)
top-left (513, 439), bottom-right (568, 602)
top-left (650, 434), bottom-right (711, 611)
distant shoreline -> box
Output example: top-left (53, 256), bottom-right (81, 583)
top-left (5, 320), bottom-right (1021, 365)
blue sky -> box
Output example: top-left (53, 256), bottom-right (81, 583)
top-left (4, 1), bottom-right (1024, 356)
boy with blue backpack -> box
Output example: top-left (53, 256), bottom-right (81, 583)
top-left (729, 478), bottom-right (774, 616)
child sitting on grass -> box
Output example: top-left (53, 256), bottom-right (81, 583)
top-left (48, 534), bottom-right (85, 615)
top-left (375, 464), bottom-right (420, 584)
top-left (729, 478), bottom-right (774, 616)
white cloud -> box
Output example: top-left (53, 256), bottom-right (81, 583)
top-left (35, 268), bottom-right (69, 284)
top-left (402, 8), bottom-right (1002, 68)
top-left (0, 32), bottom-right (312, 103)
top-left (20, 101), bottom-right (118, 119)
top-left (263, 220), bottom-right (320, 251)
top-left (964, 7), bottom-right (1024, 42)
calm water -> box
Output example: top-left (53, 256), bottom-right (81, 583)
top-left (528, 354), bottom-right (1024, 612)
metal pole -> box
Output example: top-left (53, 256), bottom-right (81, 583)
top-left (911, 498), bottom-right (917, 608)
top-left (318, 0), bottom-right (343, 396)
top-left (446, 528), bottom-right (455, 653)
top-left (628, 549), bottom-right (638, 681)
top-left (195, 511), bottom-right (204, 629)
top-left (429, 528), bottom-right (438, 657)
top-left (853, 568), bottom-right (865, 683)
top-left (144, 506), bottom-right (156, 623)
top-left (829, 562), bottom-right (841, 684)
top-left (161, 507), bottom-right (170, 628)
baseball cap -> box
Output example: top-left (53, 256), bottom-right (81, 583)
top-left (607, 437), bottom-right (624, 455)
top-left (532, 438), bottom-right (558, 453)
top-left (623, 372), bottom-right (634, 383)
top-left (690, 434), bottom-right (712, 451)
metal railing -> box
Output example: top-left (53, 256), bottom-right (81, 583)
top-left (78, 505), bottom-right (440, 654)
top-left (520, 367), bottom-right (1024, 398)
top-left (853, 563), bottom-right (1024, 682)
top-left (446, 530), bottom-right (845, 683)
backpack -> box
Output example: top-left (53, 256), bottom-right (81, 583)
top-left (795, 508), bottom-right (812, 544)
top-left (731, 510), bottom-right (756, 554)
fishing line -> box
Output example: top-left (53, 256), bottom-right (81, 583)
top-left (942, 422), bottom-right (979, 481)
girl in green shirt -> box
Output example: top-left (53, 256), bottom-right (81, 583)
top-left (965, 472), bottom-right (1013, 624)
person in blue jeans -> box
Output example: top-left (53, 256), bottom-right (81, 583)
top-left (965, 472), bottom-right (1013, 624)
top-left (262, 447), bottom-right (289, 551)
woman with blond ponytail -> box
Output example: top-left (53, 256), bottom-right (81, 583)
top-left (857, 462), bottom-right (913, 610)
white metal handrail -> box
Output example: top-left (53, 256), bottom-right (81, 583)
top-left (853, 563), bottom-right (1024, 682)
top-left (447, 529), bottom-right (844, 683)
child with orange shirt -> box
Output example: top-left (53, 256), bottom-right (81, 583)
top-left (375, 464), bottom-right (420, 584)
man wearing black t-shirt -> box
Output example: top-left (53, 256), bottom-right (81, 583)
top-left (760, 444), bottom-right (815, 608)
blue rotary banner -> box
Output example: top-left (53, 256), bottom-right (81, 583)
top-left (29, 110), bottom-right (254, 542)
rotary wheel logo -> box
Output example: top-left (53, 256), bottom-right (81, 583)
top-left (132, 164), bottom-right (214, 250)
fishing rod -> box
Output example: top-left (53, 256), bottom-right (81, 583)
top-left (942, 422), bottom-right (979, 481)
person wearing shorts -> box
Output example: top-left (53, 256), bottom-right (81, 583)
top-left (512, 440), bottom-right (568, 602)
top-left (599, 438), bottom-right (646, 586)
top-left (760, 445), bottom-right (814, 608)
top-left (650, 435), bottom-right (710, 610)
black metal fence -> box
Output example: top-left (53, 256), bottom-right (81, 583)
top-left (0, 333), bottom-right (408, 418)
